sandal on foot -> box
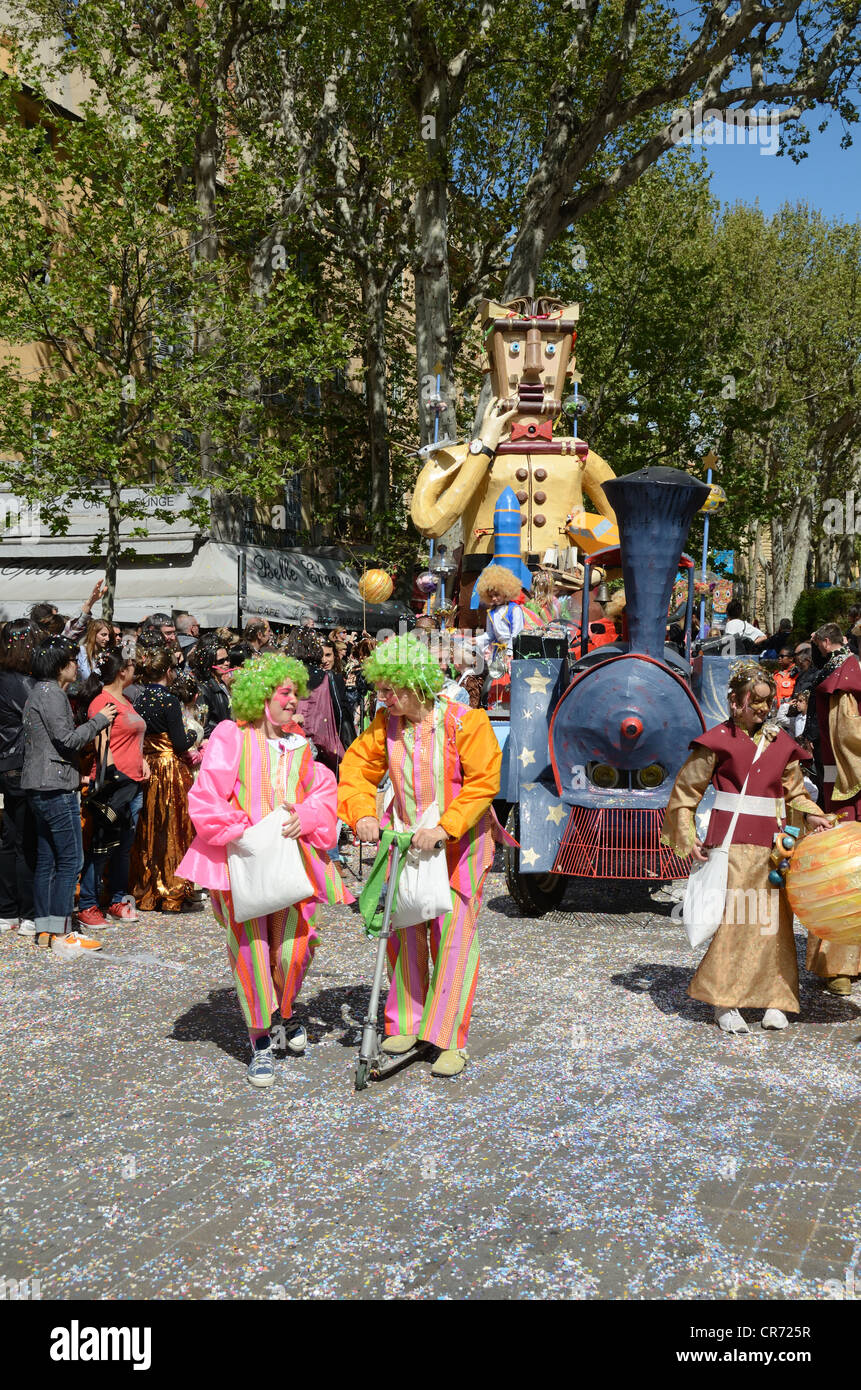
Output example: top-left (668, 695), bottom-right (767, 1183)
top-left (431, 1047), bottom-right (469, 1077)
top-left (381, 1033), bottom-right (417, 1055)
top-left (824, 976), bottom-right (851, 996)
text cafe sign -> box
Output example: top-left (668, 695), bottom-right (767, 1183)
top-left (69, 487), bottom-right (211, 518)
top-left (247, 548), bottom-right (356, 598)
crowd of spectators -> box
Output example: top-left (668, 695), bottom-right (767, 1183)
top-left (0, 580), bottom-right (386, 952)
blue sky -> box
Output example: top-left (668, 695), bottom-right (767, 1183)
top-left (702, 117), bottom-right (861, 221)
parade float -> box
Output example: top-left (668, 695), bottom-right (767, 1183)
top-left (410, 297), bottom-right (716, 913)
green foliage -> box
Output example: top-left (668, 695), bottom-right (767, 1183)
top-left (0, 46), bottom-right (348, 612)
top-left (542, 155), bottom-right (727, 477)
top-left (792, 587), bottom-right (859, 636)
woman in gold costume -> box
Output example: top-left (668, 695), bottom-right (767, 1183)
top-left (662, 663), bottom-right (829, 1034)
top-left (129, 646), bottom-right (198, 912)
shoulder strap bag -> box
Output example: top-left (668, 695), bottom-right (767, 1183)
top-left (682, 733), bottom-right (769, 950)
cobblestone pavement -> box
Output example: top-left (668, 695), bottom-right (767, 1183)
top-left (1, 852), bottom-right (858, 1301)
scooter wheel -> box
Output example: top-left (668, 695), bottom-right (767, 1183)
top-left (355, 1061), bottom-right (370, 1091)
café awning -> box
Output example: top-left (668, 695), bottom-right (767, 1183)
top-left (0, 541), bottom-right (410, 630)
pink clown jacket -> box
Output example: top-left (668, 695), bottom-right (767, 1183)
top-left (177, 719), bottom-right (353, 904)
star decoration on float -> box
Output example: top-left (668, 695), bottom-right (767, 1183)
top-left (518, 747), bottom-right (536, 768)
top-left (521, 847), bottom-right (540, 867)
top-left (546, 803), bottom-right (566, 824)
top-left (525, 673), bottom-right (551, 695)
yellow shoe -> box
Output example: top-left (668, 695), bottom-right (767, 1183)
top-left (381, 1034), bottom-right (417, 1055)
top-left (825, 975), bottom-right (851, 995)
top-left (431, 1048), bottom-right (469, 1077)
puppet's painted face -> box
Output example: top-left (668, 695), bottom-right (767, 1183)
top-left (482, 297), bottom-right (578, 422)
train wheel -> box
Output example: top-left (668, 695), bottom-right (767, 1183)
top-left (503, 807), bottom-right (568, 916)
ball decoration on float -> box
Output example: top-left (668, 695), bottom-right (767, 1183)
top-left (785, 821), bottom-right (861, 945)
top-left (415, 571), bottom-right (438, 596)
top-left (358, 569), bottom-right (394, 603)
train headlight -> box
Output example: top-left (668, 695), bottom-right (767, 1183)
top-left (588, 762), bottom-right (620, 789)
top-left (635, 763), bottom-right (666, 789)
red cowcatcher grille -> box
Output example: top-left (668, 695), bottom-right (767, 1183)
top-left (552, 806), bottom-right (690, 880)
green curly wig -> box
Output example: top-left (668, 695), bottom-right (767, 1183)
top-left (362, 634), bottom-right (444, 699)
top-left (230, 653), bottom-right (309, 723)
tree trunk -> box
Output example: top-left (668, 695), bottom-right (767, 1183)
top-left (750, 520), bottom-right (761, 622)
top-left (191, 117), bottom-right (221, 483)
top-left (362, 274), bottom-right (391, 526)
top-left (103, 479), bottom-right (121, 626)
top-left (770, 499), bottom-right (811, 631)
top-left (413, 69), bottom-right (456, 453)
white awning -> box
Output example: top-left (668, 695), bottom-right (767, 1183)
top-left (0, 541), bottom-right (410, 629)
top-left (0, 486), bottom-right (208, 557)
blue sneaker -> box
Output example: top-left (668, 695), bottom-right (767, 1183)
top-left (247, 1044), bottom-right (276, 1088)
top-left (283, 1019), bottom-right (307, 1054)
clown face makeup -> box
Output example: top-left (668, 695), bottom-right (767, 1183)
top-left (265, 680), bottom-right (299, 729)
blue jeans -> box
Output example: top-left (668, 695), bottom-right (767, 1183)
top-left (29, 790), bottom-right (83, 933)
top-left (79, 787), bottom-right (144, 911)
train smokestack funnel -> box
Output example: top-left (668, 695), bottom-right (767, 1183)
top-left (601, 467), bottom-right (710, 660)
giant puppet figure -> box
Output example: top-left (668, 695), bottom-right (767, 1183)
top-left (410, 297), bottom-right (619, 615)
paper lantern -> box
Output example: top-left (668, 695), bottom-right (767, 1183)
top-left (700, 483), bottom-right (727, 514)
top-left (415, 571), bottom-right (438, 596)
top-left (358, 569), bottom-right (393, 603)
top-left (785, 822), bottom-right (861, 944)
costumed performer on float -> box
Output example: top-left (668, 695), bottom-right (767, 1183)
top-left (661, 662), bottom-right (830, 1034)
top-left (474, 563), bottom-right (527, 666)
top-left (337, 634), bottom-right (513, 1077)
top-left (178, 654), bottom-right (351, 1088)
top-left (808, 622), bottom-right (861, 992)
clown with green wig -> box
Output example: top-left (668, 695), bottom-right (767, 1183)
top-left (338, 634), bottom-right (514, 1077)
top-left (178, 654), bottom-right (351, 1088)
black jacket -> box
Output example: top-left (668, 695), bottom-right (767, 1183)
top-left (197, 677), bottom-right (233, 738)
top-left (0, 671), bottom-right (36, 773)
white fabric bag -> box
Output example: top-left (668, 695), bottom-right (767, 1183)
top-left (390, 801), bottom-right (454, 929)
top-left (683, 736), bottom-right (768, 950)
top-left (227, 808), bottom-right (313, 922)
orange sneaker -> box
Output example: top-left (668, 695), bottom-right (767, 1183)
top-left (54, 929), bottom-right (102, 955)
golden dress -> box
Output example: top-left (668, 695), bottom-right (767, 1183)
top-left (662, 727), bottom-right (820, 1012)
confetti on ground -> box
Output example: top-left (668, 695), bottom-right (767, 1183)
top-left (1, 855), bottom-right (858, 1300)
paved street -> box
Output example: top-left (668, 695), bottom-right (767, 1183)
top-left (1, 853), bottom-right (859, 1301)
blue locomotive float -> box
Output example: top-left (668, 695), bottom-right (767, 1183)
top-left (498, 464), bottom-right (713, 914)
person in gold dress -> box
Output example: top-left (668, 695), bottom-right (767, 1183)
top-left (662, 663), bottom-right (830, 1034)
top-left (129, 646), bottom-right (198, 912)
top-left (806, 623), bottom-right (861, 993)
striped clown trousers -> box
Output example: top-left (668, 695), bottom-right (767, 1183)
top-left (210, 888), bottom-right (319, 1031)
top-left (384, 873), bottom-right (485, 1050)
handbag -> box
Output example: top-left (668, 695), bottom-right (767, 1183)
top-left (85, 729), bottom-right (138, 856)
top-left (683, 734), bottom-right (768, 950)
top-left (389, 801), bottom-right (454, 929)
top-left (227, 807), bottom-right (314, 922)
